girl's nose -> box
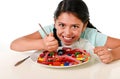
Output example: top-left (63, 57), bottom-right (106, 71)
top-left (64, 28), bottom-right (72, 36)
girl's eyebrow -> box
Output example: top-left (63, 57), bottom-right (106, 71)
top-left (57, 22), bottom-right (66, 25)
top-left (58, 22), bottom-right (80, 25)
top-left (72, 24), bottom-right (80, 26)
top-left (57, 22), bottom-right (81, 27)
top-left (58, 22), bottom-right (65, 24)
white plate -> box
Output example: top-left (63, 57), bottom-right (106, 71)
top-left (30, 50), bottom-right (91, 68)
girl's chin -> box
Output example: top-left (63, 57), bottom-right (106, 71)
top-left (64, 44), bottom-right (72, 46)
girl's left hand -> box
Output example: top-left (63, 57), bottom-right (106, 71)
top-left (94, 46), bottom-right (114, 64)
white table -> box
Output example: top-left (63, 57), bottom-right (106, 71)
top-left (1, 49), bottom-right (120, 79)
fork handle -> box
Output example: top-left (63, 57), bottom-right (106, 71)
top-left (14, 56), bottom-right (30, 67)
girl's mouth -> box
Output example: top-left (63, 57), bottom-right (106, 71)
top-left (62, 36), bottom-right (74, 44)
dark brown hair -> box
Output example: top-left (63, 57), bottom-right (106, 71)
top-left (54, 0), bottom-right (97, 29)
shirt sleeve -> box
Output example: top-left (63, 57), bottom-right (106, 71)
top-left (38, 24), bottom-right (54, 38)
top-left (81, 28), bottom-right (107, 47)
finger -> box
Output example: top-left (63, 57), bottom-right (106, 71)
top-left (94, 46), bottom-right (107, 52)
top-left (46, 40), bottom-right (58, 48)
top-left (101, 58), bottom-right (112, 64)
top-left (99, 55), bottom-right (110, 60)
top-left (47, 45), bottom-right (58, 51)
top-left (47, 45), bottom-right (58, 50)
top-left (96, 51), bottom-right (105, 56)
top-left (94, 48), bottom-right (109, 55)
top-left (94, 47), bottom-right (102, 54)
top-left (47, 34), bottom-right (56, 42)
top-left (47, 40), bottom-right (58, 46)
top-left (101, 59), bottom-right (109, 64)
top-left (97, 49), bottom-right (109, 56)
top-left (49, 32), bottom-right (53, 37)
top-left (100, 54), bottom-right (113, 63)
top-left (48, 37), bottom-right (55, 42)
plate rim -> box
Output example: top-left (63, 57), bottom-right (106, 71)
top-left (30, 50), bottom-right (91, 68)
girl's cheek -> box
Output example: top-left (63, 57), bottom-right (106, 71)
top-left (56, 31), bottom-right (62, 38)
top-left (74, 31), bottom-right (81, 35)
top-left (74, 32), bottom-right (81, 39)
top-left (57, 29), bottom-right (64, 35)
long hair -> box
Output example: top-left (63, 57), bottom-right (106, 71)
top-left (53, 0), bottom-right (99, 46)
top-left (54, 0), bottom-right (98, 29)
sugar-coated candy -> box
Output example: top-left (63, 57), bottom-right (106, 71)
top-left (37, 47), bottom-right (90, 67)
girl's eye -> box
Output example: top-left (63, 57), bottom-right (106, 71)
top-left (72, 25), bottom-right (79, 30)
top-left (59, 23), bottom-right (65, 28)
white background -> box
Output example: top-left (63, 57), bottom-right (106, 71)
top-left (0, 0), bottom-right (120, 51)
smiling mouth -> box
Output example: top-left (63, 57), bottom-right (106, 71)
top-left (62, 36), bottom-right (74, 43)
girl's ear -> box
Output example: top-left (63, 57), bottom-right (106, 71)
top-left (54, 18), bottom-right (57, 23)
top-left (54, 18), bottom-right (56, 22)
top-left (82, 22), bottom-right (88, 32)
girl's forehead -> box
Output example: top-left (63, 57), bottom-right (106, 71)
top-left (58, 12), bottom-right (80, 19)
top-left (56, 12), bottom-right (83, 25)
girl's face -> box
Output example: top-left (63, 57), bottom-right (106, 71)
top-left (54, 12), bottom-right (87, 46)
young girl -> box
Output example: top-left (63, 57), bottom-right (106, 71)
top-left (10, 0), bottom-right (120, 64)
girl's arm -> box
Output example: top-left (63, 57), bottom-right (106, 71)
top-left (10, 31), bottom-right (45, 52)
top-left (94, 36), bottom-right (120, 63)
top-left (105, 36), bottom-right (120, 61)
top-left (10, 31), bottom-right (58, 52)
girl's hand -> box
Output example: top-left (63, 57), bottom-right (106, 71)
top-left (42, 33), bottom-right (58, 52)
top-left (94, 46), bottom-right (114, 64)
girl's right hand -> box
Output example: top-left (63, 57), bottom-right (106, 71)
top-left (42, 33), bottom-right (58, 52)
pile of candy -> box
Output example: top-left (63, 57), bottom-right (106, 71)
top-left (37, 47), bottom-right (90, 67)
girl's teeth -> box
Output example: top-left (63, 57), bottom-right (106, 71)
top-left (64, 37), bottom-right (72, 40)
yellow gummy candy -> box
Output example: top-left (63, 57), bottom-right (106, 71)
top-left (61, 64), bottom-right (64, 66)
top-left (38, 58), bottom-right (44, 61)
